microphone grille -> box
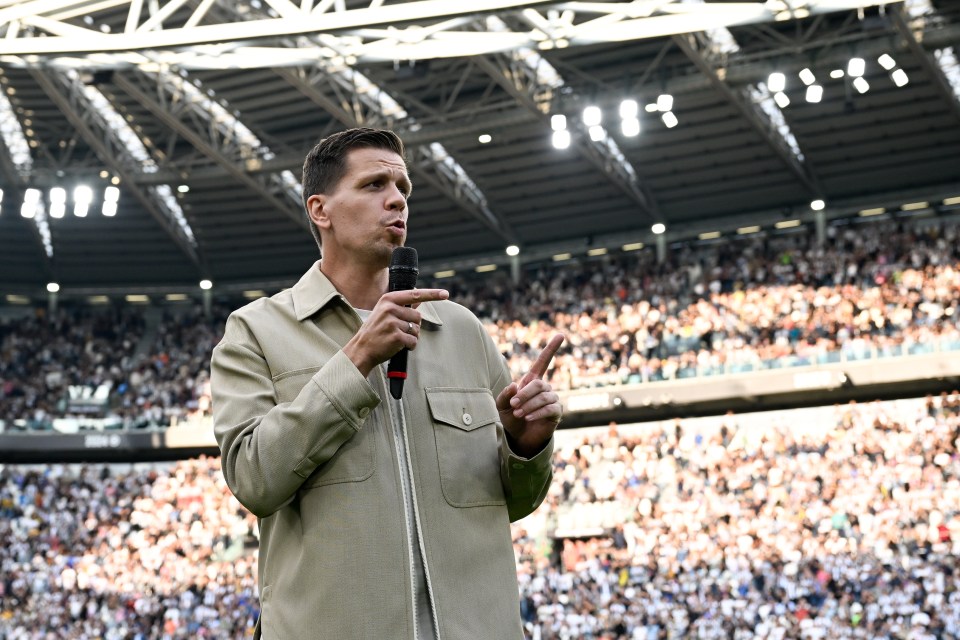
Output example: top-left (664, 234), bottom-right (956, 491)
top-left (390, 246), bottom-right (418, 271)
top-left (389, 247), bottom-right (419, 291)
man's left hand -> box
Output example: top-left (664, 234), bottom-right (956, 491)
top-left (496, 333), bottom-right (565, 458)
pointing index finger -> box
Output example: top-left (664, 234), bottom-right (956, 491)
top-left (527, 333), bottom-right (565, 381)
top-left (391, 289), bottom-right (449, 305)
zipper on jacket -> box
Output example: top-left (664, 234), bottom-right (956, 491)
top-left (378, 366), bottom-right (440, 640)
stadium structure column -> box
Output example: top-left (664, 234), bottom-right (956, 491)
top-left (656, 234), bottom-right (667, 265)
top-left (510, 254), bottom-right (521, 285)
top-left (203, 288), bottom-right (212, 319)
top-left (47, 288), bottom-right (57, 316)
top-left (815, 210), bottom-right (826, 248)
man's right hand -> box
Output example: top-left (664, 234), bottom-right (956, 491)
top-left (343, 288), bottom-right (449, 377)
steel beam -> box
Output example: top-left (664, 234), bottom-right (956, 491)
top-left (278, 65), bottom-right (519, 244)
top-left (892, 7), bottom-right (960, 127)
top-left (112, 71), bottom-right (308, 231)
top-left (673, 32), bottom-right (824, 197)
top-left (29, 68), bottom-right (203, 269)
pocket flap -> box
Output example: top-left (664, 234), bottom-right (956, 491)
top-left (425, 387), bottom-right (499, 432)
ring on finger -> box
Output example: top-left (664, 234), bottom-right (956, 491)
top-left (407, 321), bottom-right (415, 335)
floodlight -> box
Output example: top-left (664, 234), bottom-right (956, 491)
top-left (551, 114), bottom-right (567, 131)
top-left (588, 125), bottom-right (605, 141)
top-left (478, 134), bottom-right (492, 144)
top-left (656, 94), bottom-right (673, 112)
top-left (619, 99), bottom-right (638, 119)
top-left (847, 58), bottom-right (865, 77)
top-left (891, 69), bottom-right (909, 87)
top-left (774, 92), bottom-right (790, 108)
top-left (651, 223), bottom-right (666, 234)
top-left (200, 279), bottom-right (213, 290)
top-left (830, 69), bottom-right (845, 79)
top-left (767, 72), bottom-right (786, 93)
top-left (21, 188), bottom-right (40, 218)
top-left (47, 282), bottom-right (60, 293)
top-left (582, 106), bottom-right (602, 127)
top-left (810, 199), bottom-right (825, 211)
top-left (621, 117), bottom-right (640, 137)
top-left (552, 129), bottom-right (571, 149)
top-left (505, 245), bottom-right (520, 256)
top-left (661, 112), bottom-right (678, 128)
top-left (877, 54), bottom-right (896, 70)
top-left (805, 85), bottom-right (823, 103)
top-left (799, 68), bottom-right (816, 85)
top-left (852, 77), bottom-right (869, 94)
top-left (105, 186), bottom-right (120, 202)
top-left (102, 202), bottom-right (117, 217)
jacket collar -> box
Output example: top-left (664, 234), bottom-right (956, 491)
top-left (292, 260), bottom-right (443, 326)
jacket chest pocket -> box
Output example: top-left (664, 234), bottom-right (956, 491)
top-left (426, 387), bottom-right (506, 508)
top-left (274, 368), bottom-right (376, 488)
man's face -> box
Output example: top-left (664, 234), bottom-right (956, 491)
top-left (310, 146), bottom-right (412, 267)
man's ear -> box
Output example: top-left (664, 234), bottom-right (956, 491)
top-left (306, 194), bottom-right (330, 231)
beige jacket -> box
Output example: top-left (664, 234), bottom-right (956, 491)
top-left (211, 262), bottom-right (553, 639)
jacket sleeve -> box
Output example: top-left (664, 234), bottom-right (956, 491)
top-left (211, 314), bottom-right (380, 518)
top-left (477, 318), bottom-right (555, 522)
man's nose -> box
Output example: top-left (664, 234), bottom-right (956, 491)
top-left (386, 184), bottom-right (406, 210)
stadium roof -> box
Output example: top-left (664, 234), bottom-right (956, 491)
top-left (1, 0), bottom-right (959, 295)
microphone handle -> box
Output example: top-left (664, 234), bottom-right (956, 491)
top-left (387, 348), bottom-right (408, 400)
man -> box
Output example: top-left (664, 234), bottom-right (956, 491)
top-left (211, 127), bottom-right (564, 639)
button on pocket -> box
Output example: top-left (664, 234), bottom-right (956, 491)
top-left (426, 387), bottom-right (506, 508)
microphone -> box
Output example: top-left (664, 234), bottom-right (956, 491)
top-left (387, 247), bottom-right (419, 399)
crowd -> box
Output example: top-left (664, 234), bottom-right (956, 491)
top-left (3, 217), bottom-right (960, 429)
top-left (0, 307), bottom-right (224, 431)
top-left (445, 218), bottom-right (960, 390)
top-left (1, 393), bottom-right (958, 638)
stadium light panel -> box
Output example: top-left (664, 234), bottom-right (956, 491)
top-left (166, 293), bottom-right (189, 301)
top-left (943, 196), bottom-right (960, 206)
top-left (799, 68), bottom-right (816, 85)
top-left (21, 188), bottom-right (40, 218)
top-left (74, 185), bottom-right (92, 217)
top-left (661, 112), bottom-right (678, 128)
top-left (737, 226), bottom-right (761, 235)
top-left (478, 134), bottom-right (492, 144)
top-left (619, 99), bottom-right (638, 119)
top-left (552, 253), bottom-right (572, 261)
top-left (433, 270), bottom-right (456, 279)
top-left (505, 244), bottom-right (520, 256)
top-left (878, 54), bottom-right (897, 70)
top-left (767, 72), bottom-right (786, 93)
top-left (475, 264), bottom-right (497, 273)
top-left (810, 199), bottom-right (825, 211)
top-left (46, 282), bottom-right (59, 293)
top-left (621, 117), bottom-right (640, 137)
top-left (199, 279), bottom-right (213, 290)
top-left (775, 219), bottom-right (801, 229)
top-left (830, 69), bottom-right (845, 79)
top-left (847, 58), bottom-right (865, 77)
top-left (587, 248), bottom-right (608, 256)
top-left (902, 201), bottom-right (929, 211)
top-left (552, 129), bottom-right (571, 149)
top-left (699, 231), bottom-right (721, 240)
top-left (50, 202), bottom-right (66, 219)
top-left (859, 207), bottom-right (886, 216)
top-left (105, 186), bottom-right (120, 202)
top-left (102, 201), bottom-right (117, 217)
top-left (588, 125), bottom-right (605, 141)
top-left (805, 85), bottom-right (823, 103)
top-left (891, 69), bottom-right (909, 87)
top-left (656, 94), bottom-right (673, 112)
top-left (582, 106), bottom-right (602, 127)
top-left (852, 77), bottom-right (869, 94)
top-left (773, 92), bottom-right (790, 108)
top-left (550, 114), bottom-right (566, 131)
top-left (651, 223), bottom-right (666, 234)
top-left (622, 242), bottom-right (644, 251)
top-left (645, 103), bottom-right (659, 113)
